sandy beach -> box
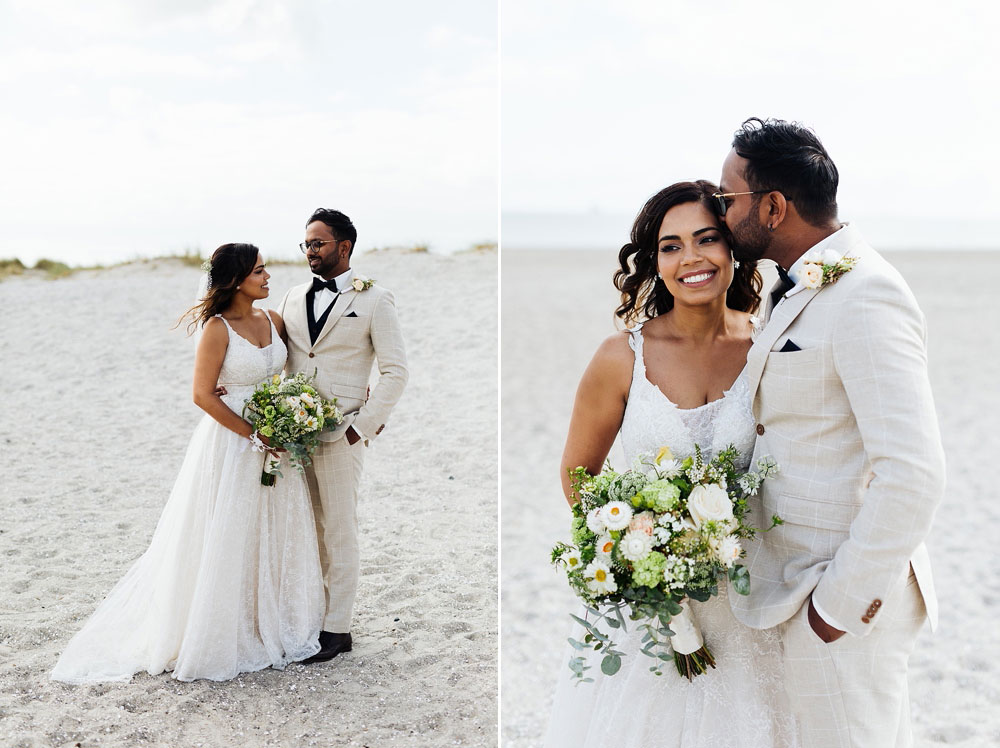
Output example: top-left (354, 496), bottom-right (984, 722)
top-left (501, 248), bottom-right (1000, 747)
top-left (0, 249), bottom-right (498, 747)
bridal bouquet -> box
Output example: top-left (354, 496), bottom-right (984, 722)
top-left (242, 372), bottom-right (344, 486)
top-left (551, 445), bottom-right (779, 681)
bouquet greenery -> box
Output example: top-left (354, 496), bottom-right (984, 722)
top-left (551, 445), bottom-right (779, 681)
top-left (242, 372), bottom-right (344, 486)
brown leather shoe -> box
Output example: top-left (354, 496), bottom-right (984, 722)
top-left (302, 631), bottom-right (352, 664)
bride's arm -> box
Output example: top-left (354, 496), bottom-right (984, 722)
top-left (559, 333), bottom-right (632, 506)
top-left (192, 317), bottom-right (255, 440)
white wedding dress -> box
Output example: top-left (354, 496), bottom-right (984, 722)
top-left (52, 314), bottom-right (325, 684)
top-left (544, 324), bottom-right (798, 747)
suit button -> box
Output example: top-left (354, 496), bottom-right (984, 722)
top-left (873, 599), bottom-right (882, 608)
top-left (308, 352), bottom-right (315, 358)
top-left (861, 616), bottom-right (870, 624)
top-left (756, 424), bottom-right (765, 436)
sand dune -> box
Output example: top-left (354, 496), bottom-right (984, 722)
top-left (501, 249), bottom-right (1000, 747)
top-left (0, 249), bottom-right (497, 747)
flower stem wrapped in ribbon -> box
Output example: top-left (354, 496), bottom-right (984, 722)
top-left (242, 371), bottom-right (344, 486)
top-left (551, 445), bottom-right (780, 681)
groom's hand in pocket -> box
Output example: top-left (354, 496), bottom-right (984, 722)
top-left (808, 595), bottom-right (846, 643)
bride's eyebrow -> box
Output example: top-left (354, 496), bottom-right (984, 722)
top-left (658, 227), bottom-right (718, 242)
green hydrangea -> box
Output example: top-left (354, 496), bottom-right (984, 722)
top-left (639, 480), bottom-right (680, 512)
top-left (632, 550), bottom-right (667, 587)
top-left (570, 515), bottom-right (593, 547)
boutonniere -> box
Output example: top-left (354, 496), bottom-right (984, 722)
top-left (801, 250), bottom-right (857, 290)
top-left (351, 277), bottom-right (375, 292)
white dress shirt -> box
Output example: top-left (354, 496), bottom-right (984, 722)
top-left (312, 268), bottom-right (354, 321)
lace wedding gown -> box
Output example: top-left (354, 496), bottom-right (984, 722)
top-left (544, 325), bottom-right (798, 747)
top-left (52, 314), bottom-right (324, 683)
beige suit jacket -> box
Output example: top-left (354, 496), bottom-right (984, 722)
top-left (277, 278), bottom-right (408, 443)
top-left (730, 225), bottom-right (944, 637)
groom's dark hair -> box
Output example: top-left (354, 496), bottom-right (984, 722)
top-left (307, 208), bottom-right (358, 256)
top-left (732, 117), bottom-right (839, 226)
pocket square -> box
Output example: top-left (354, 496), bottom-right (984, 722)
top-left (345, 311), bottom-right (358, 318)
top-left (779, 339), bottom-right (801, 352)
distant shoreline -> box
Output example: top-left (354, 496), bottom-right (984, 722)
top-left (0, 243), bottom-right (497, 282)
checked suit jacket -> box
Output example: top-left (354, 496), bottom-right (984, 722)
top-left (277, 277), bottom-right (407, 443)
top-left (730, 224), bottom-right (945, 637)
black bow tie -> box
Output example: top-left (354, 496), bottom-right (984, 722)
top-left (312, 277), bottom-right (338, 293)
top-left (770, 265), bottom-right (794, 308)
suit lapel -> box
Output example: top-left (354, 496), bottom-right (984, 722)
top-left (311, 289), bottom-right (356, 348)
top-left (745, 286), bottom-right (822, 399)
top-left (286, 284), bottom-right (311, 346)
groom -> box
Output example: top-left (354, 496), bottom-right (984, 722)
top-left (277, 208), bottom-right (408, 662)
top-left (721, 119), bottom-right (944, 746)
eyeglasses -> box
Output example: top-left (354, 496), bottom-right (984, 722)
top-left (711, 190), bottom-right (774, 217)
top-left (299, 239), bottom-right (340, 254)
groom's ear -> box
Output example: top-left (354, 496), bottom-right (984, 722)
top-left (765, 191), bottom-right (789, 231)
top-left (341, 240), bottom-right (354, 258)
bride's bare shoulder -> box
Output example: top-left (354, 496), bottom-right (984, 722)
top-left (586, 330), bottom-right (634, 376)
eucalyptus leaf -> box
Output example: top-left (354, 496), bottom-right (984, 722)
top-left (601, 654), bottom-right (622, 676)
top-left (729, 565), bottom-right (751, 596)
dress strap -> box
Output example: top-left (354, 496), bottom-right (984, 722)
top-left (214, 314), bottom-right (233, 333)
top-left (626, 324), bottom-right (646, 379)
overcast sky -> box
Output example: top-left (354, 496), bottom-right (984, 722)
top-left (0, 0), bottom-right (497, 265)
top-left (502, 0), bottom-right (1000, 250)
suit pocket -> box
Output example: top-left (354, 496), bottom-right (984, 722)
top-left (774, 493), bottom-right (858, 532)
top-left (328, 382), bottom-right (368, 401)
top-left (767, 347), bottom-right (818, 364)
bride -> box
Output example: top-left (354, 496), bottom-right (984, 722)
top-left (545, 181), bottom-right (797, 747)
top-left (52, 243), bottom-right (325, 684)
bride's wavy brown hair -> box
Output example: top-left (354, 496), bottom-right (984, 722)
top-left (177, 243), bottom-right (260, 335)
top-left (614, 180), bottom-right (761, 327)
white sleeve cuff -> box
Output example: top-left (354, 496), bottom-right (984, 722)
top-left (812, 596), bottom-right (851, 636)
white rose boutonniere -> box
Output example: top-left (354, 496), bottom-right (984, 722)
top-left (351, 277), bottom-right (375, 292)
top-left (800, 251), bottom-right (857, 290)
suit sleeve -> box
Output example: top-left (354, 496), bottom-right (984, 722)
top-left (811, 272), bottom-right (945, 636)
top-left (352, 289), bottom-right (408, 440)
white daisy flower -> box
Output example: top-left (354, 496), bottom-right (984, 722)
top-left (566, 553), bottom-right (582, 570)
top-left (594, 535), bottom-right (615, 558)
top-left (601, 501), bottom-right (633, 531)
top-left (584, 561), bottom-right (617, 595)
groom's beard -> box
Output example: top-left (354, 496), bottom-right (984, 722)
top-left (729, 212), bottom-right (772, 264)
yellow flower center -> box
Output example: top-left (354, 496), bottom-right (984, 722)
top-left (609, 507), bottom-right (620, 516)
top-left (602, 541), bottom-right (613, 553)
top-left (595, 569), bottom-right (607, 582)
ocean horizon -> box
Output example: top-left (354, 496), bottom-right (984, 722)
top-left (502, 211), bottom-right (1000, 252)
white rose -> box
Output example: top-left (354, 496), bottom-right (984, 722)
top-left (687, 484), bottom-right (734, 529)
top-left (601, 501), bottom-right (633, 531)
top-left (821, 248), bottom-right (842, 266)
top-left (352, 278), bottom-right (365, 292)
top-left (619, 531), bottom-right (654, 562)
top-left (801, 263), bottom-right (823, 289)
